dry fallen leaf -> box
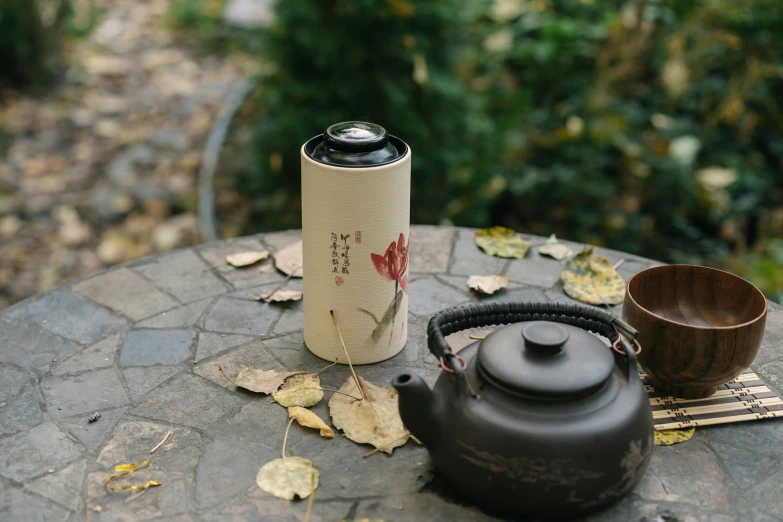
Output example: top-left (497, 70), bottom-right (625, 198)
top-left (272, 373), bottom-right (323, 407)
top-left (329, 376), bottom-right (410, 455)
top-left (229, 367), bottom-right (304, 394)
top-left (538, 234), bottom-right (573, 261)
top-left (275, 241), bottom-right (303, 278)
top-left (560, 248), bottom-right (625, 305)
top-left (467, 275), bottom-right (509, 295)
top-left (288, 406), bottom-right (334, 438)
top-left (474, 226), bottom-right (531, 259)
top-left (256, 456), bottom-right (319, 500)
top-left (226, 250), bottom-right (270, 267)
top-left (252, 290), bottom-right (303, 303)
top-left (654, 428), bottom-right (695, 446)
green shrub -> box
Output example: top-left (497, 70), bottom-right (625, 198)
top-left (228, 0), bottom-right (783, 300)
top-left (245, 0), bottom-right (498, 230)
top-left (482, 0), bottom-right (783, 289)
top-left (0, 0), bottom-right (72, 89)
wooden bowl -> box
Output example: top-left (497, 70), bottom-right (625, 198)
top-left (623, 265), bottom-right (767, 399)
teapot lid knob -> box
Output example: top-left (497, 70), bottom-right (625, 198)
top-left (522, 322), bottom-right (569, 354)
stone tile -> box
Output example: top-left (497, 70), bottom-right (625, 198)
top-left (202, 496), bottom-right (355, 522)
top-left (0, 383), bottom-right (43, 436)
top-left (72, 268), bottom-right (178, 320)
top-left (203, 297), bottom-right (280, 335)
top-left (617, 259), bottom-right (651, 282)
top-left (261, 231), bottom-right (301, 252)
top-left (710, 440), bottom-right (781, 490)
top-left (98, 420), bottom-right (203, 473)
top-left (293, 429), bottom-right (431, 500)
top-left (744, 466), bottom-right (783, 515)
top-left (86, 470), bottom-right (190, 522)
top-left (208, 399), bottom-right (296, 452)
top-left (631, 501), bottom-right (737, 522)
top-left (135, 299), bottom-right (211, 329)
top-left (195, 332), bottom-right (255, 361)
top-left (504, 253), bottom-right (563, 289)
top-left (194, 339), bottom-right (285, 390)
top-left (122, 366), bottom-right (181, 401)
top-left (409, 226), bottom-right (454, 274)
top-left (61, 407), bottom-right (127, 449)
top-left (195, 435), bottom-right (278, 509)
top-left (407, 278), bottom-right (469, 317)
top-left (710, 420), bottom-right (783, 461)
top-left (0, 482), bottom-right (70, 522)
top-left (260, 333), bottom-right (329, 374)
top-left (0, 421), bottom-right (83, 482)
top-left (197, 238), bottom-right (282, 289)
top-left (753, 329), bottom-right (783, 368)
top-left (53, 334), bottom-right (120, 376)
top-left (0, 319), bottom-right (80, 369)
top-left (131, 374), bottom-right (244, 430)
top-left (342, 493), bottom-right (517, 522)
top-left (0, 363), bottom-right (30, 403)
top-left (134, 249), bottom-right (228, 304)
top-left (42, 368), bottom-right (128, 418)
top-left (757, 359), bottom-right (783, 396)
top-left (25, 458), bottom-right (89, 512)
top-left (449, 228), bottom-right (500, 276)
top-left (119, 329), bottom-right (195, 366)
top-left (4, 288), bottom-right (128, 344)
top-left (270, 300), bottom-right (303, 335)
top-left (636, 441), bottom-right (735, 511)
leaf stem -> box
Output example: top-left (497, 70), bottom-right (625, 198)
top-left (304, 471), bottom-right (316, 522)
top-left (315, 360), bottom-right (337, 376)
top-left (258, 267), bottom-right (298, 301)
top-left (329, 310), bottom-right (366, 401)
top-left (282, 418), bottom-right (294, 459)
top-left (218, 365), bottom-right (239, 386)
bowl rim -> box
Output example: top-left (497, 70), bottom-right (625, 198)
top-left (625, 264), bottom-right (768, 330)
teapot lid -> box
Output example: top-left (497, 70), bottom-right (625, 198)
top-left (477, 321), bottom-right (615, 399)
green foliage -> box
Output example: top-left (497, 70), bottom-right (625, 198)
top-left (168, 0), bottom-right (223, 35)
top-left (247, 0), bottom-right (498, 229)
top-left (230, 0), bottom-right (783, 300)
top-left (0, 0), bottom-right (72, 88)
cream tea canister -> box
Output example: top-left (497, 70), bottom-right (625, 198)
top-left (301, 122), bottom-right (411, 364)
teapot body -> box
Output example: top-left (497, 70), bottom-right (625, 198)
top-left (422, 340), bottom-right (653, 518)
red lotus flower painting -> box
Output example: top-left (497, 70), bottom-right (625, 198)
top-left (358, 233), bottom-right (409, 345)
top-left (370, 233), bottom-right (408, 293)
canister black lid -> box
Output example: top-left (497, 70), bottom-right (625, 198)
top-left (305, 121), bottom-right (406, 167)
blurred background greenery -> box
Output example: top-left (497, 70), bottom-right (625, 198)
top-left (2, 0), bottom-right (783, 304)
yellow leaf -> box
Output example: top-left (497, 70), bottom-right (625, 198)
top-left (474, 226), bottom-right (531, 259)
top-left (328, 376), bottom-right (409, 455)
top-left (228, 367), bottom-right (304, 394)
top-left (274, 241), bottom-right (303, 278)
top-left (654, 428), bottom-right (695, 446)
top-left (560, 248), bottom-right (625, 305)
top-left (288, 406), bottom-right (334, 438)
top-left (386, 0), bottom-right (414, 18)
top-left (467, 275), bottom-right (509, 295)
top-left (538, 234), bottom-right (573, 261)
top-left (252, 290), bottom-right (303, 302)
top-left (256, 457), bottom-right (318, 500)
top-left (226, 250), bottom-right (270, 267)
top-left (272, 373), bottom-right (323, 407)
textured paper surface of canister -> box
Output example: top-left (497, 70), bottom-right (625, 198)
top-left (301, 145), bottom-right (411, 364)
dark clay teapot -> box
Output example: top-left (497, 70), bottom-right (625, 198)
top-left (392, 302), bottom-right (653, 519)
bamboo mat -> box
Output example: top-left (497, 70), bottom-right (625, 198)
top-left (641, 369), bottom-right (783, 431)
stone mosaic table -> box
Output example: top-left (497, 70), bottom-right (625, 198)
top-left (1, 226), bottom-right (782, 522)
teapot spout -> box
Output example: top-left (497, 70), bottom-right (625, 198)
top-left (392, 373), bottom-right (440, 451)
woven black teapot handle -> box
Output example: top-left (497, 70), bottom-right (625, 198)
top-left (427, 302), bottom-right (640, 376)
